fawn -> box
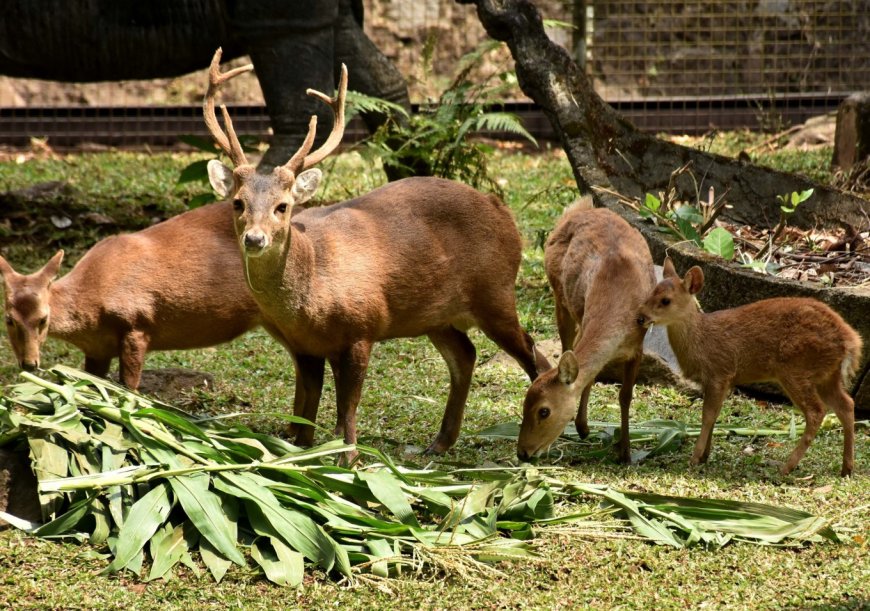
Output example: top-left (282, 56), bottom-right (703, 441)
top-left (203, 49), bottom-right (550, 454)
top-left (638, 257), bottom-right (862, 476)
top-left (517, 200), bottom-right (656, 463)
top-left (0, 201), bottom-right (270, 389)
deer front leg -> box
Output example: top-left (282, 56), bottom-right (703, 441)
top-left (330, 340), bottom-right (373, 453)
top-left (617, 355), bottom-right (642, 465)
top-left (290, 354), bottom-right (326, 446)
top-left (574, 381), bottom-right (593, 439)
top-left (425, 327), bottom-right (476, 455)
top-left (84, 356), bottom-right (112, 379)
top-left (691, 381), bottom-right (730, 466)
top-left (118, 331), bottom-right (148, 390)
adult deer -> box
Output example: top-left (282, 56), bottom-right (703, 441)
top-left (203, 48), bottom-right (550, 453)
top-left (517, 201), bottom-right (655, 463)
top-left (0, 202), bottom-right (266, 389)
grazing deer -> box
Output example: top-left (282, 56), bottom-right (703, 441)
top-left (0, 201), bottom-right (269, 389)
top-left (638, 257), bottom-right (862, 476)
top-left (517, 201), bottom-right (655, 463)
top-left (203, 48), bottom-right (550, 453)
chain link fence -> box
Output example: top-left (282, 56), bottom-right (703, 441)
top-left (1, 0), bottom-right (868, 148)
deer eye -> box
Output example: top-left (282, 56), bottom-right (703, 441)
top-left (38, 317), bottom-right (48, 330)
top-left (538, 407), bottom-right (550, 420)
top-left (661, 298), bottom-right (671, 306)
top-left (232, 199), bottom-right (244, 213)
top-left (5, 315), bottom-right (12, 326)
top-left (275, 203), bottom-right (288, 215)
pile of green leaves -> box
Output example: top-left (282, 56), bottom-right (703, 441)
top-left (0, 367), bottom-right (839, 587)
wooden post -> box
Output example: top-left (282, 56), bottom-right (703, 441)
top-left (831, 92), bottom-right (870, 171)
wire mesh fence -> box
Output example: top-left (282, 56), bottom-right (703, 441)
top-left (0, 0), bottom-right (867, 149)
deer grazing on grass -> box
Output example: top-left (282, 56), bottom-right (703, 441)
top-left (0, 201), bottom-right (268, 389)
top-left (638, 257), bottom-right (862, 476)
top-left (517, 201), bottom-right (655, 463)
top-left (203, 48), bottom-right (550, 453)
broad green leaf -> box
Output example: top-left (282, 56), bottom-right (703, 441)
top-left (104, 482), bottom-right (173, 574)
top-left (147, 522), bottom-right (188, 581)
top-left (168, 473), bottom-right (246, 566)
top-left (251, 537), bottom-right (305, 587)
top-left (643, 192), bottom-right (661, 214)
top-left (199, 538), bottom-right (233, 583)
top-left (703, 227), bottom-right (735, 260)
top-left (358, 470), bottom-right (420, 527)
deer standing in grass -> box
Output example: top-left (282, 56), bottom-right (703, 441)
top-left (0, 202), bottom-right (269, 389)
top-left (517, 201), bottom-right (655, 463)
top-left (638, 257), bottom-right (861, 476)
top-left (203, 49), bottom-right (550, 453)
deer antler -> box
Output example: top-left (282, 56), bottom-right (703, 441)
top-left (286, 64), bottom-right (349, 175)
top-left (204, 48), bottom-right (253, 167)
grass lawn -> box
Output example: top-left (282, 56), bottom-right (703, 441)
top-left (0, 135), bottom-right (868, 610)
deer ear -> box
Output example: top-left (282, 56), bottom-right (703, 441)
top-left (40, 250), bottom-right (64, 282)
top-left (0, 255), bottom-right (14, 280)
top-left (683, 266), bottom-right (704, 294)
top-left (662, 257), bottom-right (678, 279)
top-left (292, 169), bottom-right (322, 204)
top-left (207, 160), bottom-right (235, 198)
top-left (557, 351), bottom-right (579, 385)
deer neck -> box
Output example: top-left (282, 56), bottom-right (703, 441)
top-left (664, 308), bottom-right (706, 379)
top-left (47, 278), bottom-right (88, 340)
top-left (241, 224), bottom-right (315, 313)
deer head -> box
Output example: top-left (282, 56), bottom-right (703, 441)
top-left (203, 48), bottom-right (348, 257)
top-left (0, 250), bottom-right (63, 370)
top-left (638, 257), bottom-right (704, 328)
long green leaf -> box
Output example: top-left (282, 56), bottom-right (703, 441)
top-left (103, 482), bottom-right (173, 574)
top-left (358, 470), bottom-right (420, 527)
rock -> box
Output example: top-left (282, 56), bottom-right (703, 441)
top-left (0, 448), bottom-right (41, 528)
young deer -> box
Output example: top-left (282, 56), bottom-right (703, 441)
top-left (203, 48), bottom-right (549, 453)
top-left (517, 201), bottom-right (655, 463)
top-left (0, 201), bottom-right (268, 389)
top-left (639, 257), bottom-right (862, 476)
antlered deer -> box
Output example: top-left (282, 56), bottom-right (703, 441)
top-left (0, 201), bottom-right (268, 389)
top-left (638, 257), bottom-right (862, 476)
top-left (203, 48), bottom-right (549, 453)
top-left (517, 201), bottom-right (655, 463)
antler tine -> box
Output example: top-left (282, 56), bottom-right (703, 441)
top-left (203, 48), bottom-right (253, 167)
top-left (283, 64), bottom-right (349, 175)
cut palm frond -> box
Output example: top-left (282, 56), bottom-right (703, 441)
top-left (0, 367), bottom-right (839, 586)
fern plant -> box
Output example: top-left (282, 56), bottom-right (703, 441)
top-left (363, 39), bottom-right (537, 192)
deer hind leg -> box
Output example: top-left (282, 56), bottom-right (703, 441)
top-left (425, 327), bottom-right (477, 455)
top-left (574, 381), bottom-right (593, 439)
top-left (290, 354), bottom-right (326, 446)
top-left (478, 310), bottom-right (549, 380)
top-left (818, 374), bottom-right (855, 477)
top-left (616, 355), bottom-right (642, 465)
top-left (778, 376), bottom-right (827, 476)
top-left (118, 331), bottom-right (148, 390)
top-left (84, 356), bottom-right (112, 379)
top-left (692, 381), bottom-right (730, 466)
top-left (329, 340), bottom-right (373, 451)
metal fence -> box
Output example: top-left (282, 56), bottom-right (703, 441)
top-left (0, 0), bottom-right (868, 148)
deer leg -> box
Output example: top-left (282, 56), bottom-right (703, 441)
top-left (84, 356), bottom-right (112, 379)
top-left (118, 331), bottom-right (148, 390)
top-left (616, 355), bottom-right (642, 465)
top-left (574, 381), bottom-right (593, 439)
top-left (479, 313), bottom-right (549, 380)
top-left (779, 378), bottom-right (827, 476)
top-left (691, 381), bottom-right (730, 466)
top-left (425, 327), bottom-right (477, 455)
top-left (290, 354), bottom-right (325, 446)
top-left (818, 374), bottom-right (856, 477)
top-left (330, 340), bottom-right (373, 450)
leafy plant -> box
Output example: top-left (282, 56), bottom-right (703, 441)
top-left (755, 188), bottom-right (814, 259)
top-left (0, 367), bottom-right (840, 589)
top-left (174, 134), bottom-right (262, 208)
top-left (362, 39), bottom-right (538, 192)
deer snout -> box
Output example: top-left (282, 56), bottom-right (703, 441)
top-left (19, 359), bottom-right (38, 372)
top-left (517, 448), bottom-right (532, 462)
top-left (243, 231), bottom-right (269, 253)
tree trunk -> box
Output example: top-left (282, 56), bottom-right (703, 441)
top-left (832, 92), bottom-right (870, 171)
